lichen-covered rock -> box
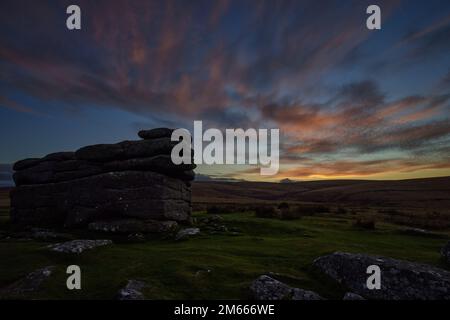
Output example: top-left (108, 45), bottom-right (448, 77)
top-left (314, 252), bottom-right (450, 300)
top-left (49, 239), bottom-right (112, 253)
top-left (116, 280), bottom-right (147, 300)
top-left (250, 275), bottom-right (323, 300)
top-left (0, 266), bottom-right (54, 298)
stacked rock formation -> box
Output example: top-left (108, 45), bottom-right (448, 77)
top-left (10, 128), bottom-right (195, 231)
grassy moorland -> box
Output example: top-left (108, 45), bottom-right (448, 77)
top-left (0, 204), bottom-right (449, 299)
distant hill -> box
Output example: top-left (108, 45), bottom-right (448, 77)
top-left (192, 176), bottom-right (450, 209)
top-left (2, 176), bottom-right (449, 210)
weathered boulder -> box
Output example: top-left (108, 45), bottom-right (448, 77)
top-left (0, 266), bottom-right (54, 298)
top-left (250, 275), bottom-right (323, 300)
top-left (314, 252), bottom-right (450, 300)
top-left (48, 239), bottom-right (112, 253)
top-left (10, 129), bottom-right (194, 232)
top-left (441, 241), bottom-right (450, 265)
top-left (117, 280), bottom-right (147, 300)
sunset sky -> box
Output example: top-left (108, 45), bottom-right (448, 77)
top-left (1, 0), bottom-right (450, 183)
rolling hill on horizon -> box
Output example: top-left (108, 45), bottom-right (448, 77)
top-left (192, 176), bottom-right (450, 209)
top-left (1, 176), bottom-right (449, 211)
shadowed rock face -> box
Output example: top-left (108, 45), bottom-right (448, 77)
top-left (10, 128), bottom-right (194, 230)
top-left (314, 252), bottom-right (450, 300)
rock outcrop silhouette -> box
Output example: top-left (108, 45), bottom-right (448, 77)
top-left (10, 128), bottom-right (194, 230)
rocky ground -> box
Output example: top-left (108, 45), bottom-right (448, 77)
top-left (1, 211), bottom-right (449, 299)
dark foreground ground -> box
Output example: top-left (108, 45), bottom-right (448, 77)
top-left (0, 177), bottom-right (449, 299)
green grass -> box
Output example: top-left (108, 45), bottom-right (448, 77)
top-left (0, 212), bottom-right (449, 299)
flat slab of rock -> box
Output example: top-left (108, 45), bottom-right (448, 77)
top-left (250, 275), bottom-right (323, 300)
top-left (117, 280), bottom-right (147, 300)
top-left (49, 239), bottom-right (112, 253)
top-left (0, 266), bottom-right (54, 298)
top-left (138, 128), bottom-right (174, 140)
top-left (75, 138), bottom-right (175, 162)
top-left (314, 252), bottom-right (450, 300)
top-left (31, 228), bottom-right (73, 241)
top-left (175, 227), bottom-right (200, 240)
top-left (13, 154), bottom-right (195, 186)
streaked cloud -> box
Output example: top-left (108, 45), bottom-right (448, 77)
top-left (0, 0), bottom-right (449, 180)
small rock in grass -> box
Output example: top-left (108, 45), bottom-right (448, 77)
top-left (127, 233), bottom-right (145, 242)
top-left (195, 269), bottom-right (212, 278)
top-left (48, 239), bottom-right (112, 253)
top-left (31, 228), bottom-right (73, 241)
top-left (0, 266), bottom-right (54, 298)
top-left (175, 228), bottom-right (200, 241)
top-left (117, 280), bottom-right (147, 300)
